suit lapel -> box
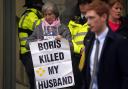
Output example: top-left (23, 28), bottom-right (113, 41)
top-left (98, 29), bottom-right (116, 70)
top-left (83, 31), bottom-right (95, 85)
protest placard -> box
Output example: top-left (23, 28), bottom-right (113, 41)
top-left (29, 38), bottom-right (75, 89)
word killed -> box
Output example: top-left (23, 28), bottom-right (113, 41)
top-left (39, 52), bottom-right (64, 63)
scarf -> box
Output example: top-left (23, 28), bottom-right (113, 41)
top-left (42, 18), bottom-right (61, 27)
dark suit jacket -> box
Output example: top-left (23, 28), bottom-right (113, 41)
top-left (82, 28), bottom-right (128, 89)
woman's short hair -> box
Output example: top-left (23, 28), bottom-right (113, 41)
top-left (42, 1), bottom-right (59, 17)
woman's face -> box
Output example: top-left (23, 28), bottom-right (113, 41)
top-left (109, 2), bottom-right (123, 20)
top-left (44, 10), bottom-right (56, 24)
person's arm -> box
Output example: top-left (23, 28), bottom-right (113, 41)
top-left (58, 24), bottom-right (74, 51)
top-left (25, 26), bottom-right (38, 50)
top-left (25, 25), bottom-right (43, 49)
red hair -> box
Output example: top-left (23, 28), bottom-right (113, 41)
top-left (86, 0), bottom-right (109, 16)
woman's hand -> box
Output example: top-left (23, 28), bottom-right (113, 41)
top-left (55, 35), bottom-right (63, 40)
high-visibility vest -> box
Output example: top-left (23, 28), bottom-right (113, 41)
top-left (18, 8), bottom-right (42, 54)
top-left (68, 20), bottom-right (89, 53)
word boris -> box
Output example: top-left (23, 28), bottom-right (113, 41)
top-left (38, 40), bottom-right (61, 51)
top-left (37, 76), bottom-right (73, 89)
top-left (39, 52), bottom-right (64, 63)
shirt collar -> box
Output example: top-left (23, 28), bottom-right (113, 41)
top-left (95, 27), bottom-right (109, 41)
top-left (81, 14), bottom-right (85, 19)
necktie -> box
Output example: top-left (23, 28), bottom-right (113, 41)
top-left (89, 39), bottom-right (100, 89)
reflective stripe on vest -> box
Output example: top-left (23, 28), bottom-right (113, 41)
top-left (73, 32), bottom-right (87, 39)
top-left (76, 41), bottom-right (83, 45)
top-left (19, 32), bottom-right (28, 38)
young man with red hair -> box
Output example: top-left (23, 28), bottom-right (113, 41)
top-left (82, 1), bottom-right (128, 89)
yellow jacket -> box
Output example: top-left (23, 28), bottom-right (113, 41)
top-left (18, 8), bottom-right (41, 54)
top-left (68, 20), bottom-right (89, 54)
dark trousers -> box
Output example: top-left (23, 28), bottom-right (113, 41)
top-left (70, 53), bottom-right (83, 89)
top-left (20, 52), bottom-right (35, 89)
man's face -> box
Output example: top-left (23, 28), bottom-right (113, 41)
top-left (85, 10), bottom-right (106, 34)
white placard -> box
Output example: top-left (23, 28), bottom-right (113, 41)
top-left (29, 38), bottom-right (75, 89)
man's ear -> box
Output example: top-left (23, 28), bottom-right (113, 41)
top-left (101, 13), bottom-right (108, 21)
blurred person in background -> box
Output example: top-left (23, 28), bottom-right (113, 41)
top-left (108, 0), bottom-right (128, 39)
top-left (67, 0), bottom-right (92, 89)
top-left (18, 0), bottom-right (44, 89)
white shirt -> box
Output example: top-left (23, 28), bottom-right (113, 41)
top-left (81, 14), bottom-right (85, 19)
top-left (90, 27), bottom-right (109, 89)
